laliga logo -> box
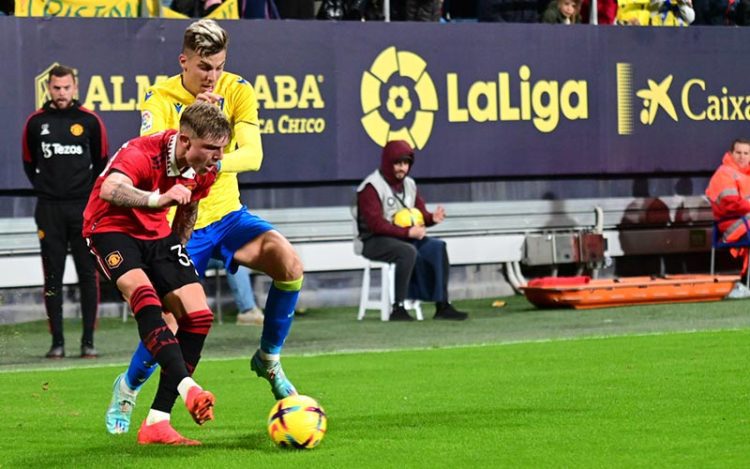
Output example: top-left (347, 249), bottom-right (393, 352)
top-left (35, 63), bottom-right (79, 110)
top-left (360, 47), bottom-right (438, 150)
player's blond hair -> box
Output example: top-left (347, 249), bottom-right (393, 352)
top-left (183, 19), bottom-right (229, 57)
top-left (180, 101), bottom-right (231, 142)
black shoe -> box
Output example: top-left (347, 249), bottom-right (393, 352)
top-left (389, 305), bottom-right (415, 321)
top-left (45, 345), bottom-right (65, 359)
top-left (434, 303), bottom-right (468, 321)
top-left (81, 343), bottom-right (98, 359)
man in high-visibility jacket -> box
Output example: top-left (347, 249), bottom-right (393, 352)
top-left (706, 138), bottom-right (750, 242)
top-left (706, 138), bottom-right (750, 275)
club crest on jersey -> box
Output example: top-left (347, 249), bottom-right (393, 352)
top-left (140, 111), bottom-right (153, 133)
top-left (70, 123), bottom-right (84, 137)
top-left (386, 196), bottom-right (396, 207)
top-left (183, 180), bottom-right (197, 191)
top-left (106, 251), bottom-right (123, 268)
top-left (40, 123), bottom-right (50, 136)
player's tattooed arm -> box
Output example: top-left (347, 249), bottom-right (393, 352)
top-left (100, 172), bottom-right (151, 207)
top-left (101, 172), bottom-right (192, 209)
top-left (172, 202), bottom-right (199, 245)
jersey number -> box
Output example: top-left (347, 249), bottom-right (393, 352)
top-left (170, 244), bottom-right (193, 267)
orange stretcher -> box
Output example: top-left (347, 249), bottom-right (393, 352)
top-left (521, 275), bottom-right (740, 310)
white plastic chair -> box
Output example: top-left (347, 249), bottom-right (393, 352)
top-left (357, 261), bottom-right (423, 321)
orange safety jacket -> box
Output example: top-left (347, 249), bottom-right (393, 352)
top-left (705, 152), bottom-right (750, 242)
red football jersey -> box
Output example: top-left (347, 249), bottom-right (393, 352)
top-left (83, 130), bottom-right (216, 240)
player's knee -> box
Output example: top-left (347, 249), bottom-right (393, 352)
top-left (274, 245), bottom-right (304, 281)
top-left (178, 309), bottom-right (214, 335)
top-left (285, 252), bottom-right (304, 281)
top-left (130, 285), bottom-right (161, 312)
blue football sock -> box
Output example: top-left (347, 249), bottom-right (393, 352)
top-left (260, 278), bottom-right (302, 355)
top-left (125, 341), bottom-right (158, 391)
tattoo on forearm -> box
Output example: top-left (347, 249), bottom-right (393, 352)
top-left (173, 203), bottom-right (198, 245)
top-left (109, 182), bottom-right (151, 207)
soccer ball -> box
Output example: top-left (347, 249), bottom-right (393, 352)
top-left (267, 395), bottom-right (327, 449)
top-left (393, 207), bottom-right (424, 227)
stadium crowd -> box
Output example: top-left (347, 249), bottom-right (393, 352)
top-left (3, 0), bottom-right (750, 25)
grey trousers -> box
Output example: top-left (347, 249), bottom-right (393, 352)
top-left (362, 235), bottom-right (449, 303)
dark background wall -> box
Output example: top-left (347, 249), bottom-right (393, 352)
top-left (1, 18), bottom-right (741, 216)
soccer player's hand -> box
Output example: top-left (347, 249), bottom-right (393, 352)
top-left (159, 184), bottom-right (193, 206)
top-left (195, 91), bottom-right (222, 106)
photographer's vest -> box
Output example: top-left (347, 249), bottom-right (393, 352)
top-left (352, 170), bottom-right (417, 254)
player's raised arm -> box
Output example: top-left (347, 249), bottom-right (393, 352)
top-left (218, 120), bottom-right (263, 173)
top-left (213, 76), bottom-right (263, 173)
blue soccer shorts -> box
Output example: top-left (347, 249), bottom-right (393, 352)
top-left (187, 206), bottom-right (274, 277)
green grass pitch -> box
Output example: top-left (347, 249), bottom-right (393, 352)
top-left (1, 296), bottom-right (750, 467)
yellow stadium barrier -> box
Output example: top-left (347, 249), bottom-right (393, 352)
top-left (16, 0), bottom-right (141, 17)
top-left (16, 0), bottom-right (239, 18)
top-left (162, 0), bottom-right (239, 19)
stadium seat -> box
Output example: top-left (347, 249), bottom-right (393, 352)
top-left (710, 218), bottom-right (750, 289)
top-left (357, 261), bottom-right (423, 321)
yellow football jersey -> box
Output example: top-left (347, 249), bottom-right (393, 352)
top-left (139, 72), bottom-right (262, 229)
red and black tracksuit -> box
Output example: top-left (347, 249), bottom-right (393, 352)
top-left (22, 100), bottom-right (108, 348)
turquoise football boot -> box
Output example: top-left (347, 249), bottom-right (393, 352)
top-left (105, 373), bottom-right (138, 434)
top-left (250, 349), bottom-right (298, 400)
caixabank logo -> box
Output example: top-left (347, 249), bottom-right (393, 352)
top-left (360, 46), bottom-right (438, 150)
top-left (360, 47), bottom-right (590, 149)
top-left (616, 62), bottom-right (750, 135)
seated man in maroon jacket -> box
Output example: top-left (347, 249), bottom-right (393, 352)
top-left (354, 140), bottom-right (468, 321)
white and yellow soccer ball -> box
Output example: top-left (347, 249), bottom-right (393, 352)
top-left (392, 207), bottom-right (424, 228)
top-left (267, 395), bottom-right (327, 449)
